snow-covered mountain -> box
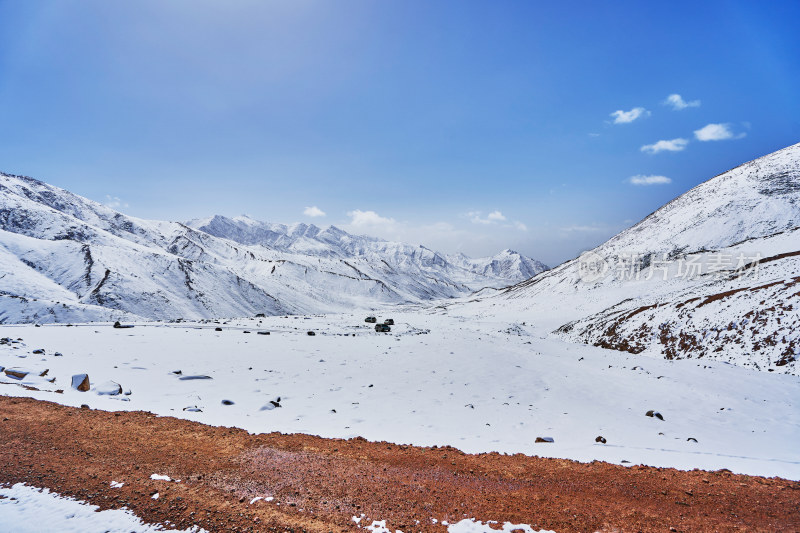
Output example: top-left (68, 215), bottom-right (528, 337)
top-left (0, 173), bottom-right (547, 323)
top-left (186, 215), bottom-right (548, 285)
top-left (456, 142), bottom-right (800, 374)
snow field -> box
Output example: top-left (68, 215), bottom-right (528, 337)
top-left (1, 311), bottom-right (799, 480)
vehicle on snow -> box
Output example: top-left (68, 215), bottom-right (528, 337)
top-left (365, 316), bottom-right (377, 323)
top-left (375, 324), bottom-right (391, 332)
top-left (383, 318), bottom-right (394, 325)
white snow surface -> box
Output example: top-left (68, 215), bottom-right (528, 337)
top-left (2, 312), bottom-right (798, 480)
top-left (447, 519), bottom-right (554, 533)
top-left (0, 483), bottom-right (205, 533)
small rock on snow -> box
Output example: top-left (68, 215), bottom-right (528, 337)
top-left (71, 374), bottom-right (90, 392)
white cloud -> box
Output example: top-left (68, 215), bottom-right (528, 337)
top-left (664, 93), bottom-right (700, 110)
top-left (513, 221), bottom-right (528, 231)
top-left (640, 138), bottom-right (689, 154)
top-left (610, 107), bottom-right (649, 124)
top-left (104, 195), bottom-right (128, 210)
top-left (346, 209), bottom-right (395, 227)
top-left (694, 123), bottom-right (745, 141)
top-left (302, 206), bottom-right (326, 217)
top-left (628, 174), bottom-right (672, 186)
top-left (469, 210), bottom-right (508, 225)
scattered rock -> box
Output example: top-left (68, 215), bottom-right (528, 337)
top-left (221, 399), bottom-right (235, 406)
top-left (257, 331), bottom-right (270, 335)
top-left (4, 368), bottom-right (29, 380)
top-left (260, 397), bottom-right (281, 410)
top-left (307, 331), bottom-right (316, 336)
top-left (71, 374), bottom-right (91, 392)
top-left (215, 327), bottom-right (223, 332)
top-left (80, 404), bottom-right (90, 409)
top-left (535, 437), bottom-right (554, 443)
top-left (32, 349), bottom-right (45, 355)
top-left (39, 369), bottom-right (49, 377)
top-left (54, 352), bottom-right (63, 357)
top-left (646, 410), bottom-right (664, 420)
top-left (183, 406), bottom-right (203, 412)
top-left (178, 375), bottom-right (213, 380)
top-left (96, 381), bottom-right (123, 396)
top-left (171, 370), bottom-right (182, 375)
top-left (687, 437), bottom-right (698, 443)
top-left (595, 436), bottom-right (607, 444)
top-left (113, 321), bottom-right (134, 329)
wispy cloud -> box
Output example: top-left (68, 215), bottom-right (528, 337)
top-left (663, 93), bottom-right (700, 110)
top-left (346, 209), bottom-right (395, 227)
top-left (104, 195), bottom-right (128, 210)
top-left (628, 174), bottom-right (672, 186)
top-left (694, 123), bottom-right (745, 141)
top-left (640, 138), bottom-right (689, 154)
top-left (610, 107), bottom-right (649, 124)
top-left (303, 206), bottom-right (326, 217)
top-left (469, 210), bottom-right (506, 224)
top-left (513, 221), bottom-right (528, 231)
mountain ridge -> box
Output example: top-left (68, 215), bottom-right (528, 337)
top-left (0, 172), bottom-right (548, 323)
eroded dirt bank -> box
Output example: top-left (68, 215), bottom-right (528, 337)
top-left (1, 395), bottom-right (798, 532)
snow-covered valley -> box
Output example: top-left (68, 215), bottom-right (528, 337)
top-left (2, 312), bottom-right (798, 480)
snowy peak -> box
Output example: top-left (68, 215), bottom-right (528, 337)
top-left (0, 174), bottom-right (550, 323)
top-left (448, 249), bottom-right (548, 281)
top-left (186, 214), bottom-right (548, 285)
top-left (601, 141), bottom-right (800, 258)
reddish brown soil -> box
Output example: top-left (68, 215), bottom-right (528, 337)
top-left (1, 395), bottom-right (799, 532)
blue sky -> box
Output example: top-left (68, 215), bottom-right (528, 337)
top-left (1, 1), bottom-right (798, 265)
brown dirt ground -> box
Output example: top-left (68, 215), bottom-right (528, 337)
top-left (1, 395), bottom-right (799, 532)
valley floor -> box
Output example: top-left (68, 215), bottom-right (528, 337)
top-left (2, 312), bottom-right (799, 479)
top-left (2, 395), bottom-right (799, 532)
top-left (2, 312), bottom-right (800, 530)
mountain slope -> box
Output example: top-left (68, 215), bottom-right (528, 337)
top-left (0, 173), bottom-right (547, 323)
top-left (456, 142), bottom-right (800, 374)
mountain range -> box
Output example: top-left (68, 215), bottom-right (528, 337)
top-left (0, 174), bottom-right (546, 323)
top-left (2, 142), bottom-right (798, 374)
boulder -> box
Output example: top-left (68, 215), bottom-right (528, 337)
top-left (4, 368), bottom-right (29, 380)
top-left (595, 436), bottom-right (607, 444)
top-left (535, 436), bottom-right (554, 443)
top-left (260, 397), bottom-right (282, 411)
top-left (96, 380), bottom-right (123, 396)
top-left (646, 410), bottom-right (664, 420)
top-left (221, 399), bottom-right (235, 405)
top-left (71, 374), bottom-right (90, 391)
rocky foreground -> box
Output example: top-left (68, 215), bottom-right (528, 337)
top-left (1, 395), bottom-right (798, 532)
